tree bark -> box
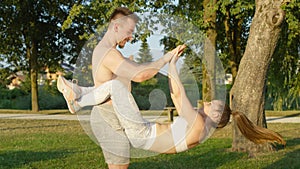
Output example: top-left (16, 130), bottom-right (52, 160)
top-left (202, 0), bottom-right (217, 101)
top-left (230, 0), bottom-right (285, 153)
top-left (29, 41), bottom-right (39, 112)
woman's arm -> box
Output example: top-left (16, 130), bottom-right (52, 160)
top-left (168, 49), bottom-right (197, 122)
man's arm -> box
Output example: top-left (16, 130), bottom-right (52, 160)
top-left (103, 49), bottom-right (173, 82)
top-left (103, 45), bottom-right (186, 82)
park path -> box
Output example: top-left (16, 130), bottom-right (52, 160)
top-left (0, 113), bottom-right (300, 123)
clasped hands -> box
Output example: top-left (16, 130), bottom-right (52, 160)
top-left (169, 45), bottom-right (186, 64)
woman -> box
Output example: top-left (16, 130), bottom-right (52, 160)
top-left (57, 50), bottom-right (286, 154)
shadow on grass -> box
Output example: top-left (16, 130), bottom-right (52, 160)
top-left (264, 138), bottom-right (300, 169)
top-left (129, 139), bottom-right (245, 169)
top-left (0, 150), bottom-right (74, 169)
top-left (284, 113), bottom-right (300, 118)
top-left (0, 123), bottom-right (69, 131)
top-left (267, 112), bottom-right (300, 122)
top-left (130, 148), bottom-right (244, 169)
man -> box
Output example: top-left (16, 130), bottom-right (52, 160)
top-left (58, 7), bottom-right (183, 169)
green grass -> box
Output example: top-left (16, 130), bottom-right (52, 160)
top-left (1, 109), bottom-right (299, 117)
top-left (265, 110), bottom-right (300, 117)
top-left (0, 109), bottom-right (70, 114)
top-left (0, 119), bottom-right (299, 169)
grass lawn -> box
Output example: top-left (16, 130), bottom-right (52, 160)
top-left (0, 118), bottom-right (299, 169)
top-left (1, 109), bottom-right (299, 117)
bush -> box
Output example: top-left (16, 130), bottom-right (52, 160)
top-left (38, 86), bottom-right (67, 110)
top-left (0, 85), bottom-right (67, 110)
top-left (0, 88), bottom-right (27, 100)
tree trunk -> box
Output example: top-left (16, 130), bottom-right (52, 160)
top-left (29, 41), bottom-right (39, 112)
top-left (224, 7), bottom-right (243, 83)
top-left (230, 0), bottom-right (285, 153)
top-left (202, 0), bottom-right (217, 102)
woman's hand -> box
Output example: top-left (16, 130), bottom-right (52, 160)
top-left (170, 45), bottom-right (186, 65)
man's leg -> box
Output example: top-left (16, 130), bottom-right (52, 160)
top-left (90, 104), bottom-right (130, 168)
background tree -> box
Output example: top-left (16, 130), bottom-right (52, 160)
top-left (202, 0), bottom-right (218, 102)
top-left (267, 1), bottom-right (300, 110)
top-left (136, 39), bottom-right (153, 63)
top-left (217, 0), bottom-right (255, 82)
top-left (0, 0), bottom-right (88, 112)
top-left (159, 0), bottom-right (204, 104)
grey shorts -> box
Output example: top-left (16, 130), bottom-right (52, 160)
top-left (90, 104), bottom-right (130, 165)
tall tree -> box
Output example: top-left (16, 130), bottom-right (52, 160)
top-left (202, 0), bottom-right (217, 102)
top-left (217, 0), bottom-right (255, 82)
top-left (230, 0), bottom-right (288, 153)
top-left (0, 0), bottom-right (86, 112)
top-left (136, 39), bottom-right (153, 63)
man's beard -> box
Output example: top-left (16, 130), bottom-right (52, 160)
top-left (118, 43), bottom-right (125, 48)
top-left (118, 38), bottom-right (131, 48)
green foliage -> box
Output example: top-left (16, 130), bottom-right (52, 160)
top-left (0, 0), bottom-right (87, 69)
top-left (62, 4), bottom-right (83, 31)
top-left (0, 67), bottom-right (12, 88)
top-left (136, 39), bottom-right (153, 63)
top-left (165, 0), bottom-right (299, 110)
top-left (0, 0), bottom-right (90, 110)
top-left (216, 0), bottom-right (255, 73)
top-left (267, 1), bottom-right (300, 110)
top-left (0, 87), bottom-right (28, 109)
top-left (38, 85), bottom-right (67, 110)
top-left (0, 85), bottom-right (66, 110)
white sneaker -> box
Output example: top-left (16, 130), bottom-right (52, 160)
top-left (66, 99), bottom-right (81, 114)
top-left (57, 76), bottom-right (81, 114)
top-left (57, 76), bottom-right (82, 100)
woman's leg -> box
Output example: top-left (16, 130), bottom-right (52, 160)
top-left (57, 76), bottom-right (95, 100)
top-left (57, 76), bottom-right (95, 113)
top-left (58, 76), bottom-right (194, 153)
top-left (59, 78), bottom-right (156, 149)
top-left (76, 80), bottom-right (114, 107)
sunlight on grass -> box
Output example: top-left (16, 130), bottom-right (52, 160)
top-left (0, 119), bottom-right (299, 169)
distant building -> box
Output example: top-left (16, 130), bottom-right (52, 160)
top-left (7, 71), bottom-right (26, 90)
top-left (225, 73), bottom-right (233, 85)
top-left (38, 67), bottom-right (61, 86)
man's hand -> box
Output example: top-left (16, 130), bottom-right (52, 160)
top-left (169, 45), bottom-right (186, 65)
top-left (170, 45), bottom-right (186, 55)
top-left (163, 45), bottom-right (186, 63)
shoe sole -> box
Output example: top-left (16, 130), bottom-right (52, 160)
top-left (57, 76), bottom-right (77, 114)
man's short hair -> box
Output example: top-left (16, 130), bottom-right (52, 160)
top-left (109, 7), bottom-right (139, 23)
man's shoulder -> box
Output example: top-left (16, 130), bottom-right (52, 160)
top-left (107, 48), bottom-right (122, 56)
top-left (104, 48), bottom-right (125, 60)
top-left (93, 47), bottom-right (123, 60)
top-left (99, 48), bottom-right (126, 69)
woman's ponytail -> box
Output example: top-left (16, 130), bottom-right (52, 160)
top-left (218, 105), bottom-right (286, 146)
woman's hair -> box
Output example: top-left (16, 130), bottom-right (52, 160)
top-left (218, 104), bottom-right (286, 145)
